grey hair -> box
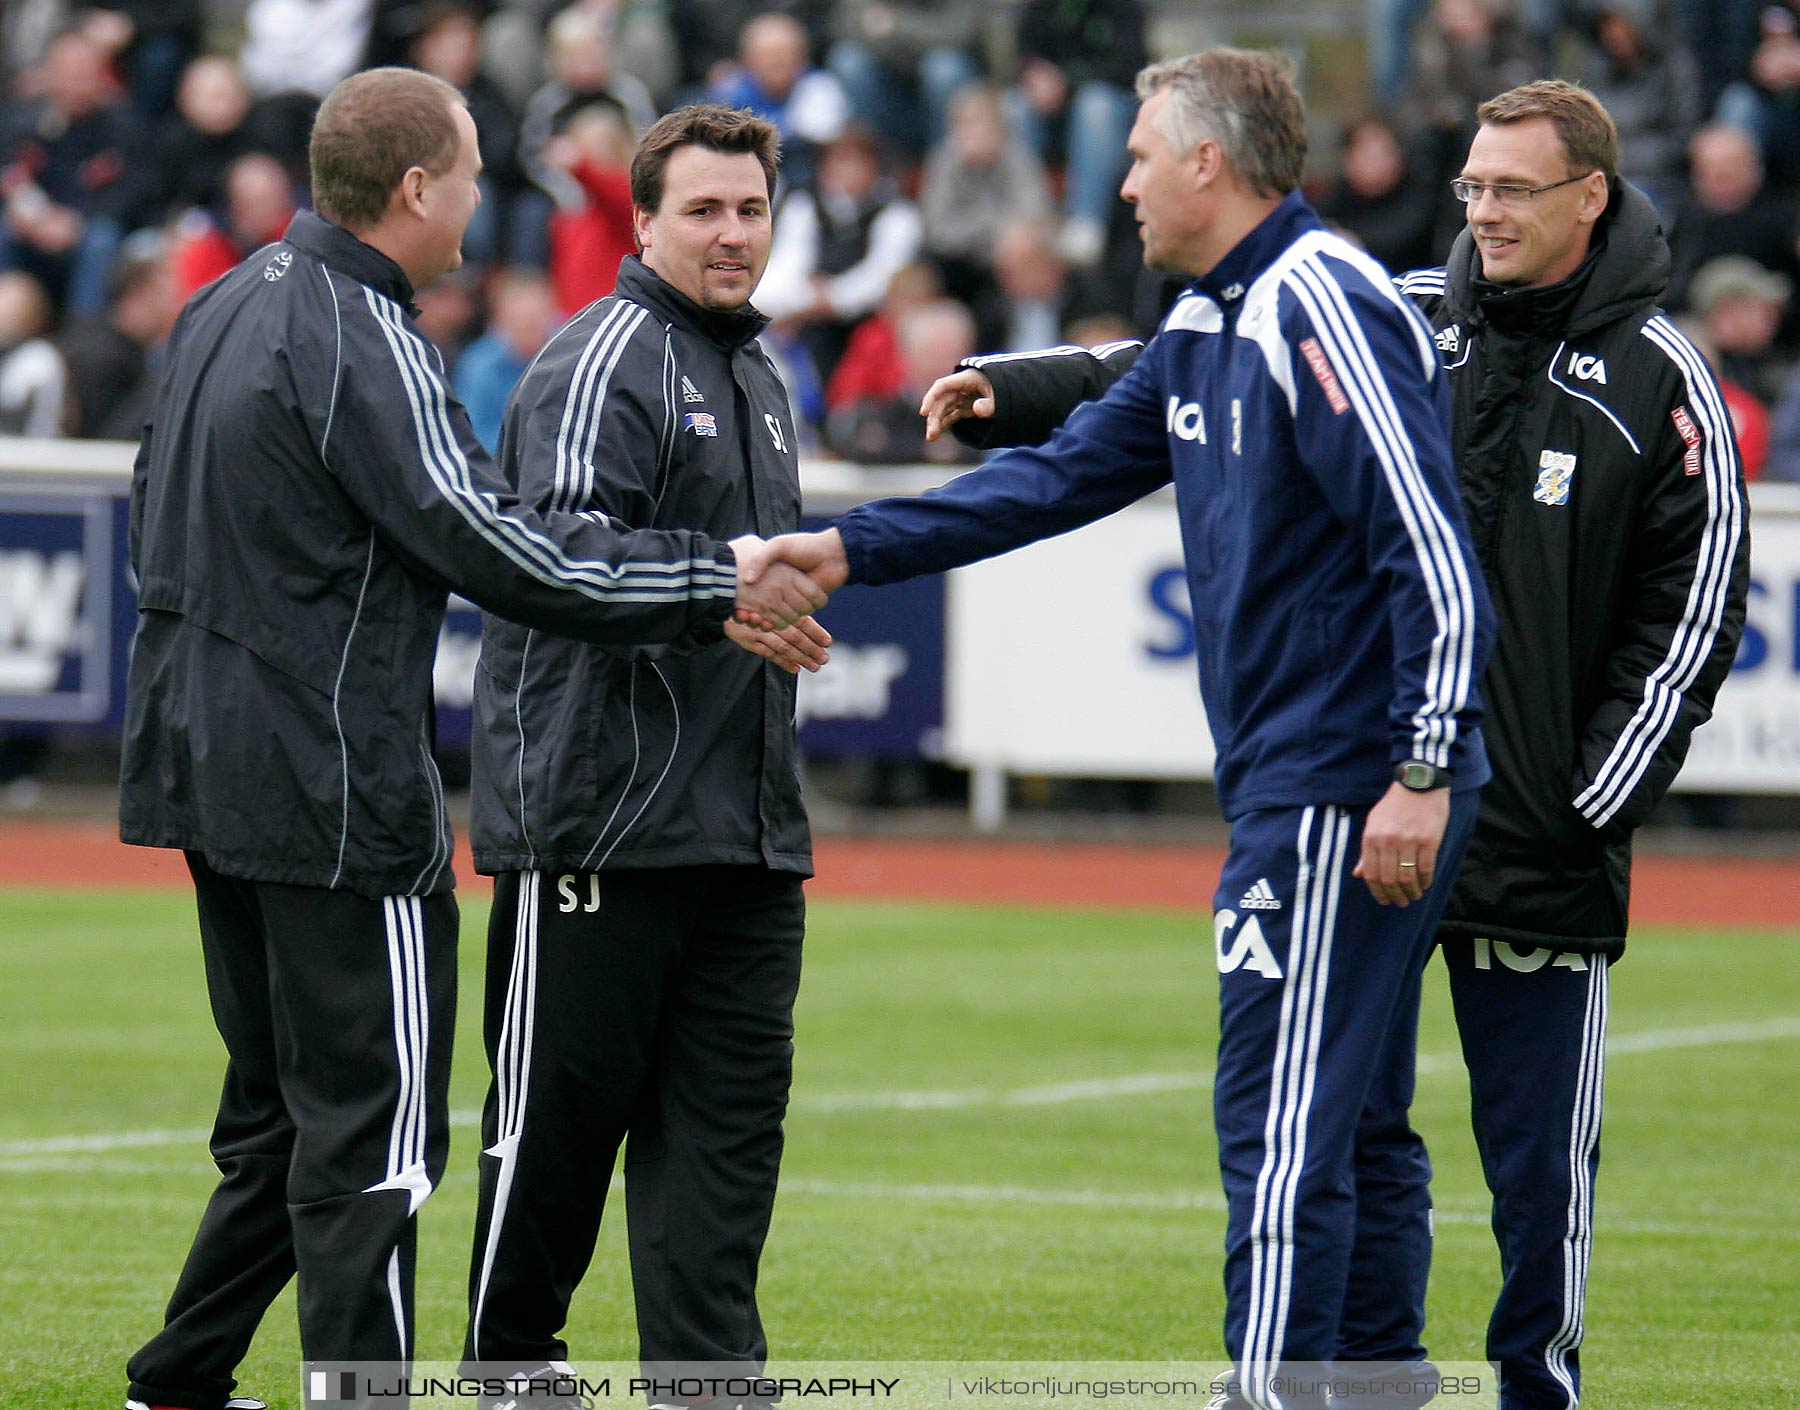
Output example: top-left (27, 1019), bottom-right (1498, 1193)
top-left (1134, 49), bottom-right (1307, 199)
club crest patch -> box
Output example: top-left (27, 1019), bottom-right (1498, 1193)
top-left (1671, 406), bottom-right (1702, 475)
top-left (1533, 449), bottom-right (1576, 506)
top-left (684, 412), bottom-right (718, 437)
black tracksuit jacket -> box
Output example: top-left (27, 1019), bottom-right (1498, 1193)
top-left (121, 213), bottom-right (739, 898)
top-left (953, 182), bottom-right (1749, 955)
top-left (468, 256), bottom-right (813, 877)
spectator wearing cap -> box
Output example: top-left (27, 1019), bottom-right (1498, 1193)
top-left (1692, 254), bottom-right (1795, 405)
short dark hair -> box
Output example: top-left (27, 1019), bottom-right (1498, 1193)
top-left (630, 103), bottom-right (781, 214)
top-left (1477, 80), bottom-right (1618, 183)
top-left (309, 67), bottom-right (465, 231)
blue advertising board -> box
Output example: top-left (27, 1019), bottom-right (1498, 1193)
top-left (0, 490), bottom-right (132, 727)
top-left (430, 570), bottom-right (945, 759)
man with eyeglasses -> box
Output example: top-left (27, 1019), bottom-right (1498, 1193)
top-left (908, 79), bottom-right (1750, 1410)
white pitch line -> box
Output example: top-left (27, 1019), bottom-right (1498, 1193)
top-left (800, 1071), bottom-right (1210, 1112)
top-left (0, 1126), bottom-right (214, 1157)
top-left (2, 1017), bottom-right (1795, 1161)
top-left (795, 1015), bottom-right (1800, 1113)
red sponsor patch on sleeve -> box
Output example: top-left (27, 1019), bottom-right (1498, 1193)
top-left (1671, 405), bottom-right (1702, 476)
top-left (1300, 337), bottom-right (1351, 415)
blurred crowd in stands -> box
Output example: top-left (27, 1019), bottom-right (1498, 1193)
top-left (5, 0), bottom-right (1800, 479)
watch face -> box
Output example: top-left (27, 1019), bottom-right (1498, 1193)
top-left (1398, 762), bottom-right (1436, 790)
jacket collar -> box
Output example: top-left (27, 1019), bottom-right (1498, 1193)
top-left (1189, 190), bottom-right (1324, 308)
top-left (613, 254), bottom-right (771, 350)
top-left (282, 209), bottom-right (416, 310)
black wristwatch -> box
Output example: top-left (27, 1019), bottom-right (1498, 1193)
top-left (1394, 760), bottom-right (1453, 792)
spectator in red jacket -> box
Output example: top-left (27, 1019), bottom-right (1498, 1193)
top-left (169, 151), bottom-right (295, 300)
top-left (544, 101), bottom-right (637, 314)
top-left (825, 260), bottom-right (943, 414)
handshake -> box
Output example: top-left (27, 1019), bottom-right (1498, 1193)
top-left (723, 528), bottom-right (850, 675)
top-left (720, 366), bottom-right (995, 674)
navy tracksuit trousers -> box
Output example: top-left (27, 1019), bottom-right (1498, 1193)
top-left (1213, 794), bottom-right (1478, 1410)
top-left (1442, 937), bottom-right (1610, 1410)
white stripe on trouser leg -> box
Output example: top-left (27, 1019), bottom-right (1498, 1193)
top-left (1544, 959), bottom-right (1608, 1407)
top-left (1241, 807), bottom-right (1348, 1410)
top-left (365, 900), bottom-right (433, 1212)
top-left (381, 899), bottom-right (414, 1181)
top-left (1242, 808), bottom-right (1314, 1406)
top-left (409, 897), bottom-right (429, 1174)
top-left (385, 1245), bottom-right (405, 1357)
top-left (471, 872), bottom-right (541, 1357)
top-left (1271, 812), bottom-right (1349, 1360)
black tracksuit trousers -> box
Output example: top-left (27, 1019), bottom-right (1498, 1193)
top-left (463, 865), bottom-right (805, 1376)
top-left (127, 854), bottom-right (457, 1410)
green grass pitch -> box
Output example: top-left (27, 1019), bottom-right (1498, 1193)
top-left (1, 888), bottom-right (1796, 1407)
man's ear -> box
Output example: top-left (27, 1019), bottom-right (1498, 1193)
top-left (1577, 172), bottom-right (1610, 228)
top-left (398, 165), bottom-right (430, 219)
top-left (632, 203), bottom-right (653, 252)
top-left (1190, 138), bottom-right (1222, 194)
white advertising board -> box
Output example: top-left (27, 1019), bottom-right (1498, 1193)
top-left (944, 500), bottom-right (1216, 778)
top-left (945, 486), bottom-right (1800, 794)
top-left (1678, 485), bottom-right (1800, 791)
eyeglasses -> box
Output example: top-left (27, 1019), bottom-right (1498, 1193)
top-left (1449, 172), bottom-right (1597, 205)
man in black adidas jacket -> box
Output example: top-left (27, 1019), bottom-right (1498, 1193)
top-left (921, 81), bottom-right (1748, 1410)
top-left (120, 71), bottom-right (827, 1410)
top-left (459, 106), bottom-right (822, 1397)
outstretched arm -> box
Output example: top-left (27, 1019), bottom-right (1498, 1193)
top-left (924, 341), bottom-right (1144, 449)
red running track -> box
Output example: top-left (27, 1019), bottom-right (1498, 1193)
top-left (0, 820), bottom-right (1793, 928)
